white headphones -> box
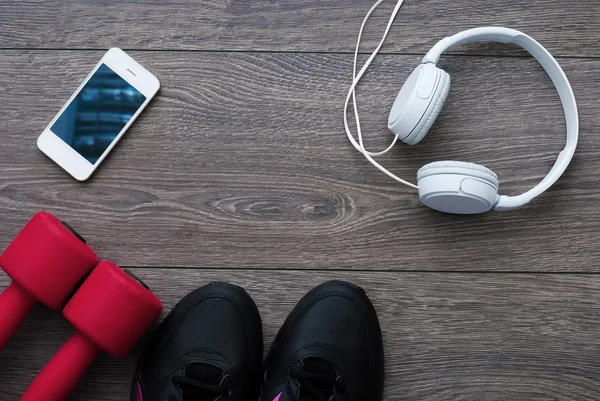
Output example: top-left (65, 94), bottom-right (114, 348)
top-left (344, 0), bottom-right (579, 214)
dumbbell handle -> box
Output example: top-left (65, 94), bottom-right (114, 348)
top-left (21, 332), bottom-right (100, 401)
top-left (0, 282), bottom-right (36, 351)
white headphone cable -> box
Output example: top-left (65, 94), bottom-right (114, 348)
top-left (343, 0), bottom-right (419, 189)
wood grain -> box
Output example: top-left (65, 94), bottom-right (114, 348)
top-left (1, 269), bottom-right (600, 400)
top-left (1, 1), bottom-right (598, 400)
top-left (0, 1), bottom-right (599, 57)
top-left (0, 51), bottom-right (597, 272)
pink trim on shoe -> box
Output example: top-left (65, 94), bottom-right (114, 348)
top-left (136, 382), bottom-right (143, 401)
top-left (273, 393), bottom-right (282, 401)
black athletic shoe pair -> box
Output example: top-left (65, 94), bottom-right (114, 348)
top-left (131, 281), bottom-right (384, 401)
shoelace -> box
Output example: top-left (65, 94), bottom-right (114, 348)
top-left (170, 375), bottom-right (230, 401)
top-left (290, 367), bottom-right (347, 401)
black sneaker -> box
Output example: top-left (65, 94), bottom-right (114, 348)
top-left (259, 281), bottom-right (384, 401)
top-left (131, 282), bottom-right (263, 401)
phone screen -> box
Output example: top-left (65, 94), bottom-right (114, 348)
top-left (51, 63), bottom-right (146, 164)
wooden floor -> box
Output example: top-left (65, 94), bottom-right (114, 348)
top-left (0, 1), bottom-right (599, 399)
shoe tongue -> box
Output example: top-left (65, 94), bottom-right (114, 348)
top-left (185, 363), bottom-right (223, 385)
top-left (182, 363), bottom-right (223, 401)
top-left (303, 358), bottom-right (336, 379)
top-left (298, 358), bottom-right (337, 401)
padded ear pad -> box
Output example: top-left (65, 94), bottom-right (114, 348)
top-left (417, 161), bottom-right (498, 186)
top-left (388, 63), bottom-right (451, 145)
top-left (417, 161), bottom-right (499, 214)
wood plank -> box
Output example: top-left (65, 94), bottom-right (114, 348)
top-left (0, 50), bottom-right (597, 272)
top-left (1, 269), bottom-right (600, 399)
top-left (0, 1), bottom-right (599, 57)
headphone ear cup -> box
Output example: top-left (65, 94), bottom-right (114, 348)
top-left (417, 161), bottom-right (499, 214)
top-left (405, 70), bottom-right (450, 145)
top-left (388, 64), bottom-right (451, 145)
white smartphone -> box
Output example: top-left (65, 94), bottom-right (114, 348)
top-left (37, 48), bottom-right (160, 181)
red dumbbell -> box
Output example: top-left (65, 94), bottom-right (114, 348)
top-left (21, 260), bottom-right (163, 401)
top-left (0, 211), bottom-right (99, 351)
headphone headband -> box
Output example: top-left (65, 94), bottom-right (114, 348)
top-left (423, 27), bottom-right (578, 210)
